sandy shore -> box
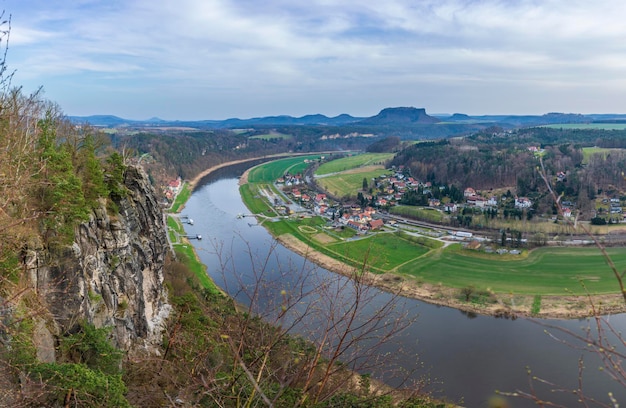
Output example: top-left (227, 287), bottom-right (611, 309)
top-left (193, 157), bottom-right (626, 320)
top-left (188, 157), bottom-right (265, 190)
top-left (189, 152), bottom-right (331, 191)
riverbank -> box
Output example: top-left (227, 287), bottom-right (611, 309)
top-left (189, 152), bottom-right (333, 191)
top-left (188, 157), bottom-right (266, 191)
top-left (275, 233), bottom-right (626, 319)
top-left (221, 159), bottom-right (626, 319)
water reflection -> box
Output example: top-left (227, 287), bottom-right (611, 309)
top-left (183, 174), bottom-right (626, 407)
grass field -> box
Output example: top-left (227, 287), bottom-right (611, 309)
top-left (315, 153), bottom-right (394, 176)
top-left (242, 156), bottom-right (626, 299)
top-left (247, 155), bottom-right (321, 183)
top-left (326, 233), bottom-right (430, 272)
top-left (174, 244), bottom-right (221, 294)
top-left (167, 216), bottom-right (185, 243)
top-left (169, 182), bottom-right (191, 213)
top-left (263, 216), bottom-right (327, 239)
top-left (390, 205), bottom-right (446, 223)
top-left (316, 169), bottom-right (392, 198)
top-left (166, 215), bottom-right (221, 294)
top-left (541, 123), bottom-right (626, 130)
top-left (398, 245), bottom-right (626, 295)
top-left (582, 146), bottom-right (626, 164)
top-left (239, 184), bottom-right (276, 216)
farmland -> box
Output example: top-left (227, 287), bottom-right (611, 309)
top-left (313, 152), bottom-right (395, 197)
top-left (247, 154), bottom-right (322, 183)
top-left (239, 153), bottom-right (626, 315)
top-left (315, 152), bottom-right (394, 175)
top-left (541, 123), bottom-right (626, 130)
top-left (582, 146), bottom-right (626, 164)
top-left (316, 168), bottom-right (392, 198)
top-left (398, 246), bottom-right (626, 296)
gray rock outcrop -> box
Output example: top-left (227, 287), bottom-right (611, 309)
top-left (23, 165), bottom-right (170, 355)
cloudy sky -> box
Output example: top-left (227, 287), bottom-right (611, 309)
top-left (4, 0), bottom-right (626, 120)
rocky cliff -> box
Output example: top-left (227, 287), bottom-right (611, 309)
top-left (357, 107), bottom-right (441, 125)
top-left (22, 165), bottom-right (170, 360)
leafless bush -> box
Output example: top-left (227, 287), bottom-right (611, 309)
top-left (203, 234), bottom-right (428, 406)
top-left (501, 158), bottom-right (626, 407)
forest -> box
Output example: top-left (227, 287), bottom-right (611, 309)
top-left (389, 127), bottom-right (626, 220)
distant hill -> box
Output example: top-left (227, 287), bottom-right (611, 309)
top-left (69, 109), bottom-right (626, 132)
top-left (68, 115), bottom-right (134, 127)
top-left (445, 113), bottom-right (472, 121)
top-left (69, 113), bottom-right (363, 128)
top-left (357, 107), bottom-right (441, 125)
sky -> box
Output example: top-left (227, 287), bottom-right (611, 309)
top-left (3, 0), bottom-right (626, 120)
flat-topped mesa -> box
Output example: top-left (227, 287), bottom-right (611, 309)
top-left (358, 107), bottom-right (442, 125)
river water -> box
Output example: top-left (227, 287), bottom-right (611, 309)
top-left (182, 163), bottom-right (626, 407)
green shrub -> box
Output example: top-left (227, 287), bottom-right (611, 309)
top-left (531, 295), bottom-right (542, 316)
top-left (60, 322), bottom-right (124, 375)
top-left (29, 362), bottom-right (130, 408)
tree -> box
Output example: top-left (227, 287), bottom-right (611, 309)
top-left (77, 133), bottom-right (108, 209)
top-left (501, 157), bottom-right (626, 406)
top-left (35, 108), bottom-right (90, 243)
top-left (209, 239), bottom-right (425, 407)
top-left (104, 151), bottom-right (127, 200)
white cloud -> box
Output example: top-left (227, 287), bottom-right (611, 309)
top-left (4, 0), bottom-right (626, 119)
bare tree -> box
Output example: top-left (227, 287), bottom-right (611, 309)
top-left (190, 235), bottom-right (428, 407)
top-left (500, 157), bottom-right (626, 407)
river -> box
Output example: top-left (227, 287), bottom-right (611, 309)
top-left (182, 162), bottom-right (626, 407)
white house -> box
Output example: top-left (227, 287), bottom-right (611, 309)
top-left (515, 197), bottom-right (533, 209)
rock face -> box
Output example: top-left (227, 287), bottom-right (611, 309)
top-left (358, 107), bottom-right (441, 125)
top-left (24, 165), bottom-right (170, 354)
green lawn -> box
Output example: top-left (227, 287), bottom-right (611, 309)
top-left (166, 215), bottom-right (221, 294)
top-left (174, 245), bottom-right (221, 295)
top-left (169, 182), bottom-right (191, 213)
top-left (398, 246), bottom-right (626, 295)
top-left (317, 169), bottom-right (392, 198)
top-left (239, 184), bottom-right (276, 216)
top-left (263, 216), bottom-right (326, 237)
top-left (315, 153), bottom-right (395, 176)
top-left (327, 233), bottom-right (430, 272)
top-left (247, 155), bottom-right (321, 183)
top-left (241, 156), bottom-right (626, 299)
top-left (167, 215), bottom-right (185, 243)
top-left (582, 146), bottom-right (626, 164)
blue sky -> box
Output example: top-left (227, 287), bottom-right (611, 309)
top-left (4, 0), bottom-right (626, 120)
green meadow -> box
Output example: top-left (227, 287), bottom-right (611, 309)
top-left (169, 182), bottom-right (191, 213)
top-left (247, 155), bottom-right (321, 183)
top-left (315, 153), bottom-right (395, 175)
top-left (166, 215), bottom-right (221, 294)
top-left (541, 123), bottom-right (626, 130)
top-left (241, 155), bottom-right (626, 299)
top-left (582, 146), bottom-right (626, 164)
top-left (398, 246), bottom-right (626, 295)
top-left (317, 169), bottom-right (392, 198)
top-left (325, 233), bottom-right (431, 272)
